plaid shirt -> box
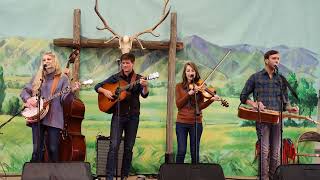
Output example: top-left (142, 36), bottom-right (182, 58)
top-left (240, 69), bottom-right (288, 111)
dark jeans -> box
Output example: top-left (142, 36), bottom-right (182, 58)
top-left (106, 115), bottom-right (139, 180)
top-left (176, 122), bottom-right (203, 164)
top-left (31, 123), bottom-right (61, 162)
top-left (256, 122), bottom-right (281, 180)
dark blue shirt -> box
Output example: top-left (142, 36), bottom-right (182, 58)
top-left (240, 69), bottom-right (288, 111)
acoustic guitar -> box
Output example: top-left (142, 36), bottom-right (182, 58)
top-left (98, 72), bottom-right (159, 113)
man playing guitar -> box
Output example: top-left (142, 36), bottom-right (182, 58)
top-left (240, 50), bottom-right (298, 180)
top-left (95, 53), bottom-right (149, 180)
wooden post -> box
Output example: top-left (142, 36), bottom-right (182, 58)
top-left (72, 9), bottom-right (81, 97)
top-left (165, 12), bottom-right (177, 163)
top-left (316, 89), bottom-right (320, 163)
top-left (318, 89), bottom-right (320, 131)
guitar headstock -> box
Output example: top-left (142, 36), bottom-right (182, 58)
top-left (81, 79), bottom-right (93, 85)
top-left (146, 72), bottom-right (160, 80)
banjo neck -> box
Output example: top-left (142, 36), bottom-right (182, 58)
top-left (44, 86), bottom-right (72, 103)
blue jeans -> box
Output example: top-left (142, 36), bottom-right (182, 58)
top-left (256, 122), bottom-right (281, 180)
top-left (106, 115), bottom-right (139, 180)
top-left (31, 123), bottom-right (61, 162)
top-left (175, 122), bottom-right (203, 164)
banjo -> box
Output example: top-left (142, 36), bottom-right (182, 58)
top-left (21, 79), bottom-right (93, 123)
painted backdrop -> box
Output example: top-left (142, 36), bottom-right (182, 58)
top-left (0, 0), bottom-right (319, 177)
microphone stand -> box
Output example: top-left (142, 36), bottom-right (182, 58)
top-left (278, 73), bottom-right (299, 165)
top-left (192, 78), bottom-right (200, 164)
top-left (278, 76), bottom-right (284, 166)
top-left (255, 94), bottom-right (263, 180)
top-left (274, 66), bottom-right (299, 166)
top-left (115, 58), bottom-right (121, 180)
top-left (36, 66), bottom-right (45, 162)
top-left (0, 107), bottom-right (25, 134)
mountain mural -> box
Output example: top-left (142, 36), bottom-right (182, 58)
top-left (0, 36), bottom-right (319, 90)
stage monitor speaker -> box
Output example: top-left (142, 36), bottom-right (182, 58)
top-left (274, 164), bottom-right (320, 180)
top-left (96, 135), bottom-right (124, 177)
top-left (21, 162), bottom-right (92, 180)
top-left (159, 163), bottom-right (225, 180)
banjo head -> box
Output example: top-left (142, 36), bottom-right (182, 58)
top-left (21, 98), bottom-right (49, 123)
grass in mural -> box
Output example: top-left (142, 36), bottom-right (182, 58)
top-left (0, 89), bottom-right (317, 176)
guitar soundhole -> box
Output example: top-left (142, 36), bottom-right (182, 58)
top-left (111, 95), bottom-right (118, 101)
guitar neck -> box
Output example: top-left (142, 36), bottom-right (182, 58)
top-left (282, 112), bottom-right (308, 121)
top-left (122, 80), bottom-right (140, 91)
top-left (121, 77), bottom-right (151, 91)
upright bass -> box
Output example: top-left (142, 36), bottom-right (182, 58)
top-left (59, 49), bottom-right (86, 161)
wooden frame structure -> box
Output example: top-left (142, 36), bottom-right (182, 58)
top-left (53, 9), bottom-right (183, 163)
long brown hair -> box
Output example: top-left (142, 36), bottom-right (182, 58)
top-left (181, 62), bottom-right (201, 89)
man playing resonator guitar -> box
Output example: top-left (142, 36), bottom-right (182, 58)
top-left (240, 50), bottom-right (298, 180)
top-left (95, 53), bottom-right (150, 180)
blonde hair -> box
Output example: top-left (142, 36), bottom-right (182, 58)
top-left (32, 52), bottom-right (62, 95)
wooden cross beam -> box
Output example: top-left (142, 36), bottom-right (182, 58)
top-left (53, 10), bottom-right (183, 51)
top-left (53, 9), bottom-right (182, 163)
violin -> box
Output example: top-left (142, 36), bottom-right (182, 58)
top-left (189, 79), bottom-right (229, 107)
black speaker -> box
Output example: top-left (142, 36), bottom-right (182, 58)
top-left (159, 163), bottom-right (225, 180)
top-left (21, 162), bottom-right (92, 180)
top-left (96, 135), bottom-right (124, 177)
top-left (274, 164), bottom-right (320, 180)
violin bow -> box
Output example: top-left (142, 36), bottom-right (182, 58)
top-left (200, 50), bottom-right (231, 86)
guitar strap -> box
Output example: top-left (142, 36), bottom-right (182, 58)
top-left (50, 74), bottom-right (61, 96)
top-left (47, 74), bottom-right (61, 122)
top-left (128, 72), bottom-right (137, 91)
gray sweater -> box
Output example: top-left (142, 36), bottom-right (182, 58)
top-left (20, 72), bottom-right (72, 129)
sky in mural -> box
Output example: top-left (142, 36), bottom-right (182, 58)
top-left (1, 0), bottom-right (320, 53)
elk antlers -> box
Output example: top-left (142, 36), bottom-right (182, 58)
top-left (94, 0), bottom-right (171, 54)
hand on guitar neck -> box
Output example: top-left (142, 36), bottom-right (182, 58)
top-left (286, 105), bottom-right (299, 114)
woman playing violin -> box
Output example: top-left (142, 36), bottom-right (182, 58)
top-left (175, 62), bottom-right (220, 163)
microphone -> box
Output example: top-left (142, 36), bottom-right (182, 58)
top-left (116, 58), bottom-right (121, 65)
top-left (43, 64), bottom-right (47, 69)
top-left (274, 65), bottom-right (279, 75)
top-left (190, 74), bottom-right (195, 83)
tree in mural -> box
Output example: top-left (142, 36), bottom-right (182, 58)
top-left (0, 65), bottom-right (6, 113)
top-left (287, 72), bottom-right (317, 117)
top-left (3, 96), bottom-right (22, 115)
top-left (297, 78), bottom-right (318, 117)
top-left (287, 72), bottom-right (299, 105)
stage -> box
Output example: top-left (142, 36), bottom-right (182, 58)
top-left (0, 174), bottom-right (258, 180)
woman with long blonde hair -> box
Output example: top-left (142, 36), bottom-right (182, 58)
top-left (20, 51), bottom-right (79, 162)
